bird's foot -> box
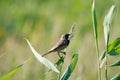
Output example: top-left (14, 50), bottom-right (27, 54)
top-left (61, 52), bottom-right (66, 55)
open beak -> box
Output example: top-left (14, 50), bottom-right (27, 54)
top-left (68, 23), bottom-right (76, 40)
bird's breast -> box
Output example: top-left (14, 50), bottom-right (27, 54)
top-left (64, 40), bottom-right (70, 46)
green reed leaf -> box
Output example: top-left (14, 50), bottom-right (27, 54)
top-left (25, 38), bottom-right (59, 74)
top-left (61, 53), bottom-right (78, 80)
top-left (92, 0), bottom-right (98, 42)
top-left (99, 37), bottom-right (120, 60)
top-left (0, 64), bottom-right (23, 80)
top-left (111, 73), bottom-right (120, 80)
top-left (103, 5), bottom-right (115, 46)
top-left (110, 60), bottom-right (120, 67)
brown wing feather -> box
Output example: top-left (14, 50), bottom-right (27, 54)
top-left (50, 39), bottom-right (69, 52)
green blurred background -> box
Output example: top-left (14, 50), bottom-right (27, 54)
top-left (0, 0), bottom-right (120, 80)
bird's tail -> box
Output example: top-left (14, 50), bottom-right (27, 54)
top-left (42, 50), bottom-right (53, 57)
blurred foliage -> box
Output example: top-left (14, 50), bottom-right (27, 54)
top-left (0, 0), bottom-right (120, 80)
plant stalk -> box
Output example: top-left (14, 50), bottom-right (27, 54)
top-left (105, 42), bottom-right (109, 80)
top-left (105, 56), bottom-right (108, 80)
top-left (105, 34), bottom-right (109, 80)
top-left (57, 62), bottom-right (63, 80)
top-left (95, 39), bottom-right (101, 80)
top-left (92, 0), bottom-right (101, 79)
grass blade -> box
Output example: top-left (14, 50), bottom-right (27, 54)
top-left (103, 5), bottom-right (115, 80)
top-left (100, 58), bottom-right (106, 68)
top-left (113, 46), bottom-right (120, 55)
top-left (92, 0), bottom-right (98, 41)
top-left (92, 0), bottom-right (101, 80)
top-left (99, 38), bottom-right (120, 68)
top-left (103, 5), bottom-right (115, 45)
top-left (108, 38), bottom-right (120, 51)
top-left (99, 50), bottom-right (106, 61)
top-left (110, 60), bottom-right (120, 67)
top-left (0, 64), bottom-right (23, 80)
top-left (25, 38), bottom-right (59, 74)
top-left (109, 46), bottom-right (120, 56)
top-left (60, 53), bottom-right (78, 80)
top-left (99, 37), bottom-right (120, 60)
top-left (111, 73), bottom-right (120, 80)
top-left (55, 56), bottom-right (64, 67)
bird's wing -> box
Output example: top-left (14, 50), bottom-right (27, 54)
top-left (49, 39), bottom-right (65, 51)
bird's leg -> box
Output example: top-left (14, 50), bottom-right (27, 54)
top-left (61, 51), bottom-right (66, 55)
top-left (61, 49), bottom-right (66, 55)
top-left (57, 52), bottom-right (62, 58)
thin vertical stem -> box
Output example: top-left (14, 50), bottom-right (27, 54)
top-left (57, 57), bottom-right (64, 80)
top-left (92, 0), bottom-right (101, 80)
top-left (103, 5), bottom-right (115, 80)
top-left (95, 40), bottom-right (101, 80)
top-left (105, 41), bottom-right (109, 80)
top-left (57, 62), bottom-right (63, 80)
top-left (105, 56), bottom-right (108, 80)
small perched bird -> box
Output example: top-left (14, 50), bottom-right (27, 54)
top-left (42, 33), bottom-right (71, 57)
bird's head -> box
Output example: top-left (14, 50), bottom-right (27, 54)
top-left (62, 33), bottom-right (71, 40)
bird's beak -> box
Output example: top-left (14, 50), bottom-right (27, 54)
top-left (68, 34), bottom-right (73, 40)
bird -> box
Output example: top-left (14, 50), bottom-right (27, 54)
top-left (42, 33), bottom-right (71, 57)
